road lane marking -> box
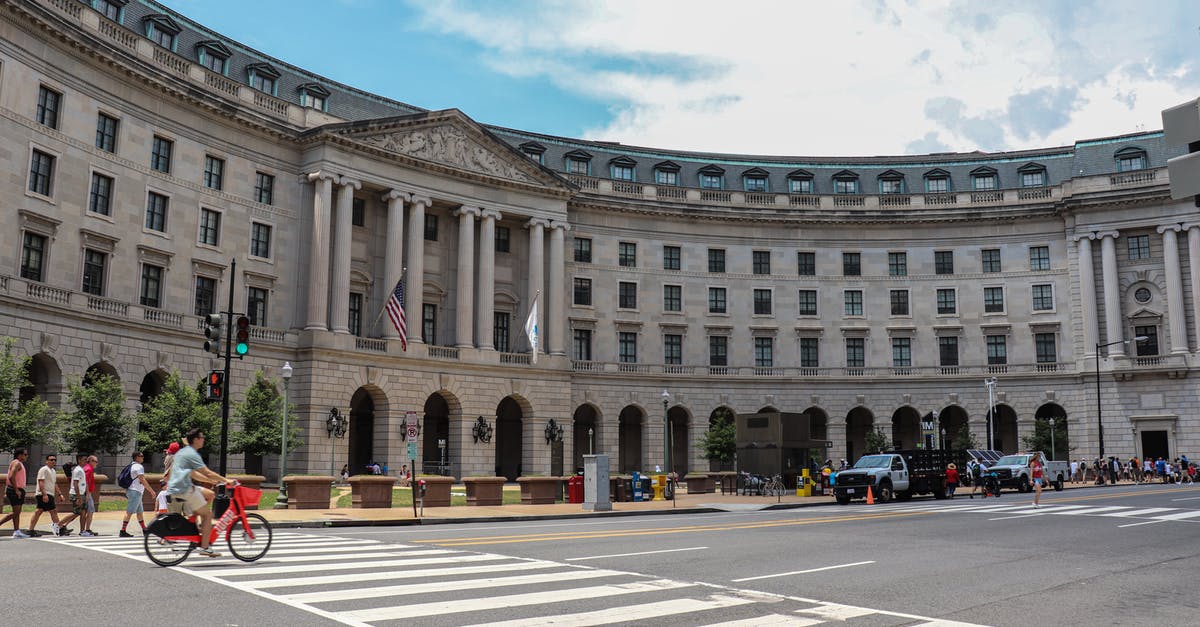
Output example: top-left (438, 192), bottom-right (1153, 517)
top-left (566, 546), bottom-right (709, 561)
top-left (988, 514), bottom-right (1044, 520)
top-left (1148, 510), bottom-right (1200, 520)
top-left (1059, 506), bottom-right (1131, 515)
top-left (1117, 520), bottom-right (1169, 528)
top-left (795, 602), bottom-right (877, 620)
top-left (285, 568), bottom-right (623, 603)
top-left (696, 615), bottom-right (823, 626)
top-left (1171, 496), bottom-right (1200, 501)
top-left (731, 560), bottom-right (875, 582)
top-left (243, 560), bottom-right (565, 589)
top-left (463, 594), bottom-right (760, 627)
top-left (1103, 507), bottom-right (1176, 517)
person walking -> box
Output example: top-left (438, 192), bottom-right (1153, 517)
top-left (56, 454), bottom-right (89, 536)
top-left (1, 448), bottom-right (30, 538)
top-left (82, 455), bottom-right (100, 535)
top-left (26, 454), bottom-right (64, 537)
top-left (119, 452), bottom-right (156, 537)
top-left (968, 459), bottom-right (986, 498)
top-left (946, 463), bottom-right (959, 499)
top-left (1031, 454), bottom-right (1045, 508)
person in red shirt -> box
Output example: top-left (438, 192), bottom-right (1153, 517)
top-left (1031, 454), bottom-right (1045, 508)
top-left (83, 455), bottom-right (99, 536)
top-left (945, 463), bottom-right (959, 499)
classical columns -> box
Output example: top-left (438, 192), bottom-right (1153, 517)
top-left (1098, 231), bottom-right (1124, 355)
top-left (526, 218), bottom-right (549, 356)
top-left (330, 176), bottom-right (361, 334)
top-left (547, 221), bottom-right (569, 355)
top-left (304, 172), bottom-right (336, 330)
top-left (1159, 224), bottom-right (1189, 354)
top-left (476, 209), bottom-right (501, 350)
top-left (381, 190), bottom-right (409, 339)
top-left (1075, 234), bottom-right (1099, 357)
top-left (454, 205), bottom-right (481, 348)
top-left (406, 196), bottom-right (431, 343)
top-left (1189, 224), bottom-right (1200, 351)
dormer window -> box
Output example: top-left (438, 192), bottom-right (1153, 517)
top-left (742, 168), bottom-right (769, 193)
top-left (195, 41), bottom-right (231, 75)
top-left (609, 156), bottom-right (637, 182)
top-left (143, 14), bottom-right (180, 51)
top-left (247, 63), bottom-right (280, 96)
top-left (698, 165), bottom-right (725, 190)
top-left (787, 169), bottom-right (814, 194)
top-left (564, 150), bottom-right (592, 175)
top-left (1115, 147), bottom-right (1147, 172)
top-left (923, 169), bottom-right (951, 193)
top-left (654, 161), bottom-right (680, 186)
top-left (93, 0), bottom-right (126, 22)
top-left (298, 83), bottom-right (330, 111)
top-left (878, 170), bottom-right (906, 194)
top-left (971, 166), bottom-right (997, 190)
top-left (832, 170), bottom-right (859, 194)
top-left (519, 141), bottom-right (546, 164)
top-left (1018, 162), bottom-right (1047, 187)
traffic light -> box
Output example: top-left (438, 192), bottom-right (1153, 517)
top-left (235, 315), bottom-right (251, 356)
top-left (206, 370), bottom-right (225, 402)
top-left (203, 314), bottom-right (223, 356)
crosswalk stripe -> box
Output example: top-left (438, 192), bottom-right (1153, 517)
top-left (198, 553), bottom-right (503, 577)
top-left (243, 560), bottom-right (563, 589)
top-left (89, 540), bottom-right (387, 557)
top-left (1059, 506), bottom-right (1131, 515)
top-left (1149, 510), bottom-right (1200, 520)
top-left (336, 579), bottom-right (695, 622)
top-left (1102, 508), bottom-right (1177, 517)
top-left (212, 548), bottom-right (453, 564)
top-left (695, 613), bottom-right (824, 626)
top-left (464, 593), bottom-right (760, 627)
top-left (795, 602), bottom-right (878, 620)
top-left (287, 568), bottom-right (620, 603)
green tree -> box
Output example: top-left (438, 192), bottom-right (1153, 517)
top-left (136, 371), bottom-right (219, 455)
top-left (865, 427), bottom-right (892, 454)
top-left (230, 370), bottom-right (302, 458)
top-left (699, 408), bottom-right (736, 464)
top-left (950, 424), bottom-right (980, 451)
top-left (1021, 418), bottom-right (1070, 460)
top-left (0, 338), bottom-right (58, 452)
top-left (62, 369), bottom-right (132, 455)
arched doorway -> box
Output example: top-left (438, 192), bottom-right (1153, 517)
top-left (757, 406), bottom-right (778, 413)
top-left (423, 393), bottom-right (451, 475)
top-left (21, 353), bottom-right (63, 470)
top-left (846, 407), bottom-right (874, 461)
top-left (137, 371), bottom-right (167, 462)
top-left (1034, 403), bottom-right (1069, 461)
top-left (707, 407), bottom-right (736, 471)
top-left (891, 406), bottom-right (921, 450)
top-left (938, 406), bottom-right (969, 449)
top-left (348, 388), bottom-right (376, 476)
top-left (572, 404), bottom-right (599, 473)
top-left (668, 406), bottom-right (689, 478)
top-left (988, 404), bottom-right (1019, 453)
top-left (618, 405), bottom-right (643, 472)
top-left (85, 362), bottom-right (118, 385)
top-left (495, 397), bottom-right (523, 480)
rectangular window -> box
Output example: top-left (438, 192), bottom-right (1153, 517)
top-left (573, 278), bottom-right (592, 306)
top-left (798, 289), bottom-right (818, 316)
top-left (892, 337), bottom-right (911, 367)
top-left (752, 250), bottom-right (771, 275)
top-left (700, 174), bottom-right (723, 189)
top-left (140, 264), bottom-right (163, 308)
top-left (250, 223), bottom-right (271, 258)
top-left (618, 281), bottom-right (637, 309)
top-left (973, 174), bottom-right (997, 190)
top-left (247, 287), bottom-right (268, 326)
top-left (799, 338), bottom-right (819, 368)
top-left (495, 226), bottom-right (510, 253)
top-left (20, 232), bottom-right (46, 282)
top-left (986, 335), bottom-right (1007, 365)
top-left (95, 0), bottom-right (122, 21)
top-left (28, 150), bottom-right (54, 196)
top-left (1127, 235), bottom-right (1150, 260)
top-left (753, 289), bottom-right (772, 315)
top-left (36, 86), bottom-right (60, 129)
top-left (618, 332), bottom-right (638, 363)
top-left (890, 289), bottom-right (910, 316)
top-left (789, 178), bottom-right (813, 194)
top-left (88, 173), bottom-right (113, 216)
top-left (844, 290), bottom-right (863, 316)
top-left (984, 286), bottom-right (1005, 313)
top-left (1117, 154), bottom-right (1146, 172)
top-left (845, 338), bottom-right (865, 368)
top-left (708, 287), bottom-right (727, 314)
top-left (879, 178), bottom-right (903, 194)
top-left (934, 250), bottom-right (954, 275)
top-left (708, 249), bottom-right (726, 273)
top-left (834, 179), bottom-right (858, 194)
top-left (494, 312), bottom-right (510, 352)
top-left (250, 73), bottom-right (275, 94)
top-left (618, 242), bottom-right (637, 267)
top-left (200, 50), bottom-right (226, 74)
top-left (203, 155), bottom-right (224, 190)
top-left (1032, 284), bottom-right (1054, 311)
top-left (148, 26), bottom-right (175, 50)
top-left (573, 329), bottom-right (592, 361)
top-left (754, 337), bottom-right (774, 367)
top-left (254, 172), bottom-right (274, 205)
top-left (744, 177), bottom-right (767, 193)
top-left (81, 249), bottom-right (106, 295)
top-left (424, 214), bottom-right (439, 241)
top-left (422, 304), bottom-right (437, 345)
top-left (842, 252), bottom-right (861, 276)
top-left (144, 192), bottom-right (168, 232)
top-left (611, 165), bottom-right (634, 181)
top-left (888, 252), bottom-right (907, 276)
top-left (1021, 171), bottom-right (1045, 187)
top-left (925, 177), bottom-right (949, 193)
top-left (663, 245), bottom-right (681, 270)
top-left (1029, 245), bottom-right (1050, 270)
top-left (797, 251), bottom-right (815, 276)
top-left (573, 237), bottom-right (592, 263)
top-left (663, 285), bottom-right (681, 312)
top-left (1035, 333), bottom-right (1056, 363)
top-left (566, 158), bottom-right (589, 175)
top-left (1134, 326), bottom-right (1159, 356)
top-left (663, 334), bottom-right (682, 365)
top-left (655, 170), bottom-right (678, 186)
top-left (708, 336), bottom-right (728, 366)
top-left (194, 276), bottom-right (216, 316)
top-left (351, 198), bottom-right (365, 227)
top-left (939, 336), bottom-right (959, 366)
top-left (936, 288), bottom-right (957, 315)
top-left (348, 293), bottom-right (363, 337)
top-left (95, 113), bottom-right (118, 152)
top-left (981, 248), bottom-right (1001, 272)
top-left (150, 136), bottom-right (172, 173)
top-left (199, 208), bottom-right (221, 246)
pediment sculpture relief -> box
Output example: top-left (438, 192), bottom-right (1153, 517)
top-left (357, 124), bottom-right (537, 184)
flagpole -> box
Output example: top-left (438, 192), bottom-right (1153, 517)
top-left (371, 266), bottom-right (406, 330)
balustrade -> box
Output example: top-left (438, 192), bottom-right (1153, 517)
top-left (833, 195), bottom-right (865, 207)
top-left (970, 191), bottom-right (1004, 203)
top-left (700, 190), bottom-right (732, 203)
top-left (144, 308), bottom-right (183, 327)
top-left (428, 346), bottom-right (461, 360)
top-left (27, 283), bottom-right (71, 304)
top-left (745, 193), bottom-right (776, 205)
top-left (87, 295), bottom-right (128, 316)
top-left (879, 195), bottom-right (911, 207)
top-left (924, 193), bottom-right (957, 205)
top-left (789, 195), bottom-right (820, 208)
top-left (612, 181), bottom-right (643, 195)
top-left (355, 337), bottom-right (387, 352)
top-left (1017, 188), bottom-right (1052, 200)
top-left (500, 352), bottom-right (531, 365)
top-left (656, 186), bottom-right (687, 200)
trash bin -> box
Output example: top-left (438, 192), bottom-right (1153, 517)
top-left (568, 475), bottom-right (584, 504)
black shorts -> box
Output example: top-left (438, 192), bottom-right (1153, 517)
top-left (5, 487), bottom-right (25, 508)
top-left (35, 494), bottom-right (57, 511)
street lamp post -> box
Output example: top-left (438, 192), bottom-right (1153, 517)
top-left (326, 408), bottom-right (348, 478)
top-left (1096, 336), bottom-right (1148, 459)
top-left (661, 390), bottom-right (671, 477)
top-left (588, 427), bottom-right (594, 455)
top-left (275, 361), bottom-right (292, 509)
top-left (1048, 417), bottom-right (1056, 462)
top-left (984, 378), bottom-right (997, 451)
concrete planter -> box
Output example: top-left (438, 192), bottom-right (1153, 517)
top-left (283, 475), bottom-right (334, 509)
top-left (419, 476), bottom-right (454, 507)
top-left (138, 473), bottom-right (165, 511)
top-left (684, 473), bottom-right (713, 494)
top-left (462, 477), bottom-right (505, 506)
top-left (228, 475), bottom-right (266, 510)
top-left (348, 475), bottom-right (396, 508)
top-left (517, 476), bottom-right (559, 505)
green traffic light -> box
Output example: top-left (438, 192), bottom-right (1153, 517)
top-left (236, 342), bottom-right (249, 356)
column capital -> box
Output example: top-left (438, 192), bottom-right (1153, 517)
top-left (480, 208), bottom-right (503, 221)
top-left (410, 194), bottom-right (433, 208)
top-left (526, 217), bottom-right (551, 229)
top-left (1070, 232), bottom-right (1096, 243)
top-left (1095, 230), bottom-right (1120, 240)
top-left (1156, 223), bottom-right (1183, 234)
top-left (454, 205), bottom-right (482, 218)
top-left (1183, 222), bottom-right (1200, 232)
top-left (382, 189), bottom-right (410, 203)
top-left (550, 220), bottom-right (571, 232)
top-left (338, 176), bottom-right (362, 190)
top-left (305, 171), bottom-right (338, 183)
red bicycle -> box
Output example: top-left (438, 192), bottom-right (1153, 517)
top-left (143, 482), bottom-right (273, 567)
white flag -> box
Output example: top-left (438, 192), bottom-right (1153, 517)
top-left (525, 294), bottom-right (539, 364)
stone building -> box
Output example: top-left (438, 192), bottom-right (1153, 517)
top-left (1, 0), bottom-right (1197, 480)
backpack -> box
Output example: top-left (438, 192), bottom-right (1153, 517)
top-left (117, 463), bottom-right (134, 489)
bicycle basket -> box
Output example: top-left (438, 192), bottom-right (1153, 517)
top-left (239, 486), bottom-right (263, 508)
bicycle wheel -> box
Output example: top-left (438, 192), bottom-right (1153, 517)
top-left (144, 534), bottom-right (193, 567)
top-left (227, 513), bottom-right (273, 562)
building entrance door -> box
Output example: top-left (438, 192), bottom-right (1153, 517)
top-left (1141, 430), bottom-right (1169, 460)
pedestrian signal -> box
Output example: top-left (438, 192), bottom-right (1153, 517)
top-left (206, 370), bottom-right (225, 402)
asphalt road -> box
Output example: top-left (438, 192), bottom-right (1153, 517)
top-left (8, 483), bottom-right (1200, 626)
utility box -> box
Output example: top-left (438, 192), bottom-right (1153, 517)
top-left (583, 454), bottom-right (611, 511)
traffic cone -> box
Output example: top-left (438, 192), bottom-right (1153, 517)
top-left (866, 485), bottom-right (875, 505)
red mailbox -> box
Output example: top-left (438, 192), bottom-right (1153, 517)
top-left (567, 475), bottom-right (584, 503)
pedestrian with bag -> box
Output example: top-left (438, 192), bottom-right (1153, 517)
top-left (118, 451), bottom-right (157, 537)
top-left (56, 454), bottom-right (89, 536)
top-left (26, 453), bottom-right (64, 537)
top-left (968, 459), bottom-right (984, 498)
top-left (946, 463), bottom-right (959, 499)
top-left (1, 448), bottom-right (30, 538)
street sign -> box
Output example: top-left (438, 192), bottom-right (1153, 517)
top-left (407, 424), bottom-right (418, 441)
top-left (406, 441), bottom-right (418, 460)
top-left (405, 411), bottom-right (418, 441)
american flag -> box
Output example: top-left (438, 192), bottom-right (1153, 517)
top-left (385, 277), bottom-right (408, 351)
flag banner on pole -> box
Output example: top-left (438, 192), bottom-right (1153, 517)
top-left (525, 293), bottom-right (539, 364)
top-left (385, 277), bottom-right (408, 351)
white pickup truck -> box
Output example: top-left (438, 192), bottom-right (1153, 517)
top-left (988, 452), bottom-right (1069, 492)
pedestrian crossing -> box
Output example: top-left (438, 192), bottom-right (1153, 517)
top-left (44, 530), bottom-right (981, 626)
top-left (829, 499), bottom-right (1200, 523)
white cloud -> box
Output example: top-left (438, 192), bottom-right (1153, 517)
top-left (407, 0), bottom-right (1200, 155)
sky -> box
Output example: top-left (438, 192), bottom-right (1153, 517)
top-left (167, 0), bottom-right (1200, 156)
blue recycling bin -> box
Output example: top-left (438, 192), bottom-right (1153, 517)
top-left (631, 471), bottom-right (643, 501)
